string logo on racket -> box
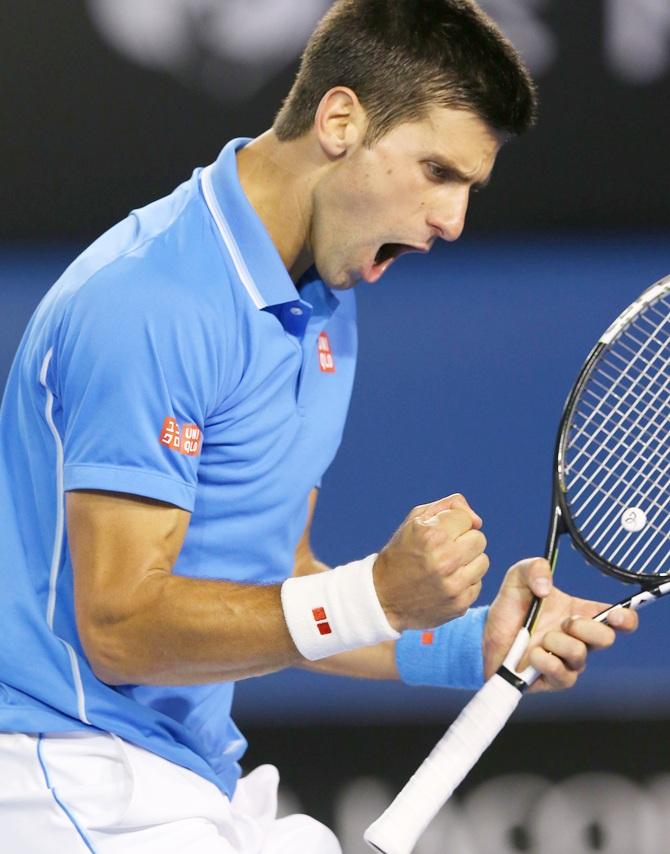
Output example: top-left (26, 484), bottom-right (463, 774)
top-left (620, 507), bottom-right (647, 533)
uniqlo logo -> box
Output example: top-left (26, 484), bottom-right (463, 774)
top-left (421, 631), bottom-right (435, 646)
top-left (159, 417), bottom-right (181, 451)
top-left (312, 606), bottom-right (332, 636)
top-left (159, 418), bottom-right (202, 457)
top-left (180, 423), bottom-right (202, 457)
top-left (317, 332), bottom-right (335, 373)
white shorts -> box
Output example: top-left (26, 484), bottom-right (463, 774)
top-left (0, 732), bottom-right (342, 854)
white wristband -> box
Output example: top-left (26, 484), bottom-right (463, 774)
top-left (281, 554), bottom-right (400, 661)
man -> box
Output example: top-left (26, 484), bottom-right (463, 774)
top-left (0, 0), bottom-right (636, 851)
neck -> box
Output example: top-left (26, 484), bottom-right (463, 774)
top-left (235, 130), bottom-right (319, 283)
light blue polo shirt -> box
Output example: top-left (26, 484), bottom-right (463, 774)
top-left (0, 139), bottom-right (357, 796)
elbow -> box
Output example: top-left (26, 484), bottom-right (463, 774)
top-left (77, 608), bottom-right (144, 686)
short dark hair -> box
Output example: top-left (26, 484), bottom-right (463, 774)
top-left (273, 0), bottom-right (538, 144)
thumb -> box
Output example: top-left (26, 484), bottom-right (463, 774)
top-left (513, 557), bottom-right (553, 598)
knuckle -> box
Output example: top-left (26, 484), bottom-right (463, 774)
top-left (602, 626), bottom-right (617, 647)
top-left (442, 576), bottom-right (461, 598)
top-left (545, 655), bottom-right (563, 677)
top-left (572, 648), bottom-right (587, 671)
top-left (478, 553), bottom-right (490, 575)
top-left (467, 582), bottom-right (482, 605)
top-left (439, 549), bottom-right (461, 577)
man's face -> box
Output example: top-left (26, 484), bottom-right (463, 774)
top-left (311, 106), bottom-right (503, 289)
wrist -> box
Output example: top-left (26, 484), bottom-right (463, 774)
top-left (371, 551), bottom-right (405, 633)
top-left (281, 554), bottom-right (401, 661)
top-left (395, 606), bottom-right (489, 690)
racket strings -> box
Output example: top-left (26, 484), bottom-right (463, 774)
top-left (564, 296), bottom-right (670, 576)
top-left (569, 445), bottom-right (670, 574)
top-left (568, 462), bottom-right (670, 573)
top-left (579, 385), bottom-right (669, 476)
top-left (569, 352), bottom-right (670, 563)
top-left (574, 383), bottom-right (670, 514)
top-left (568, 301), bottom-right (670, 467)
top-left (567, 306), bottom-right (670, 477)
top-left (573, 402), bottom-right (670, 548)
top-left (568, 343), bottom-right (670, 513)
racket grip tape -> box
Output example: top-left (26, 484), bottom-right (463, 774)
top-left (364, 673), bottom-right (523, 854)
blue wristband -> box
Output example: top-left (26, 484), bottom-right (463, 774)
top-left (396, 606), bottom-right (489, 690)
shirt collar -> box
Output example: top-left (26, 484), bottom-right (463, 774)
top-left (200, 137), bottom-right (304, 309)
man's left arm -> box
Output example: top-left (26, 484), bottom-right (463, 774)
top-left (295, 490), bottom-right (638, 690)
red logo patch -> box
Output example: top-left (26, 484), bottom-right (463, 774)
top-left (317, 332), bottom-right (335, 373)
top-left (312, 606), bottom-right (332, 636)
top-left (421, 631), bottom-right (435, 646)
top-left (159, 418), bottom-right (202, 457)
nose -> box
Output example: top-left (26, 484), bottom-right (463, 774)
top-left (426, 186), bottom-right (470, 242)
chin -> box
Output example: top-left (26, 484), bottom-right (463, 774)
top-left (316, 261), bottom-right (358, 290)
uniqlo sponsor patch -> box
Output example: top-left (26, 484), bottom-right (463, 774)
top-left (317, 332), bottom-right (335, 373)
top-left (180, 423), bottom-right (202, 457)
top-left (159, 417), bottom-right (202, 457)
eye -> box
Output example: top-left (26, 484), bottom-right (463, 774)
top-left (426, 162), bottom-right (449, 182)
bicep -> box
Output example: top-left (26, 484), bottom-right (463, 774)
top-left (67, 490), bottom-right (190, 644)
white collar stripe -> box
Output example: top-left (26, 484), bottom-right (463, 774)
top-left (200, 164), bottom-right (267, 310)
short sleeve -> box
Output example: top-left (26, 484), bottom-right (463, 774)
top-left (54, 266), bottom-right (223, 511)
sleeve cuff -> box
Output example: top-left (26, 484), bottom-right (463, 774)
top-left (64, 463), bottom-right (197, 512)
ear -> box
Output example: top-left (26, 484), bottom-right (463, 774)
top-left (314, 87), bottom-right (366, 159)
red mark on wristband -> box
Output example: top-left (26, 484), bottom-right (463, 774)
top-left (312, 607), bottom-right (332, 636)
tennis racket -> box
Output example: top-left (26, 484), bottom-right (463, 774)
top-left (365, 273), bottom-right (670, 854)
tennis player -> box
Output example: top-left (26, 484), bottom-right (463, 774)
top-left (0, 1), bottom-right (637, 851)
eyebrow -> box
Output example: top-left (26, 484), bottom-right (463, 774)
top-left (430, 157), bottom-right (492, 191)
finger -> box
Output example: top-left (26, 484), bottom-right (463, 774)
top-left (602, 606), bottom-right (639, 633)
top-left (429, 528), bottom-right (486, 571)
top-left (560, 615), bottom-right (617, 650)
top-left (512, 557), bottom-right (553, 598)
top-left (528, 646), bottom-right (579, 691)
top-left (413, 494), bottom-right (483, 529)
top-left (539, 629), bottom-right (589, 672)
top-left (416, 507), bottom-right (473, 540)
top-left (448, 552), bottom-right (490, 587)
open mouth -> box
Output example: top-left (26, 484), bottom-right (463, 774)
top-left (374, 243), bottom-right (415, 265)
top-left (364, 242), bottom-right (427, 283)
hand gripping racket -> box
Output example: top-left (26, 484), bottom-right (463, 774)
top-left (365, 273), bottom-right (670, 854)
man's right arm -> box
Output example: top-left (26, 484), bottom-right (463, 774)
top-left (68, 489), bottom-right (301, 686)
top-left (68, 489), bottom-right (487, 686)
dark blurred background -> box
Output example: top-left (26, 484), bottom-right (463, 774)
top-left (2, 1), bottom-right (669, 850)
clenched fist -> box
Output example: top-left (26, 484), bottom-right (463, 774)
top-left (373, 494), bottom-right (489, 632)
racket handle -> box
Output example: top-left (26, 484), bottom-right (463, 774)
top-left (364, 673), bottom-right (523, 854)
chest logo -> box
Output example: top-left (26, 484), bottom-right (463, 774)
top-left (317, 332), bottom-right (336, 373)
top-left (159, 417), bottom-right (203, 457)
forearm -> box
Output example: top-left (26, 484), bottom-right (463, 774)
top-left (83, 571), bottom-right (301, 686)
top-left (298, 639), bottom-right (400, 680)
